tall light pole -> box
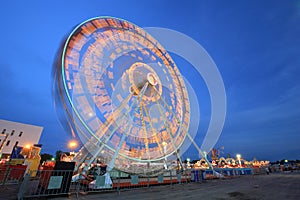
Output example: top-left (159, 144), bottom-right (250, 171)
top-left (186, 158), bottom-right (191, 169)
top-left (203, 151), bottom-right (208, 167)
top-left (162, 141), bottom-right (167, 169)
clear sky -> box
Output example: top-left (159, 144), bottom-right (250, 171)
top-left (0, 0), bottom-right (299, 161)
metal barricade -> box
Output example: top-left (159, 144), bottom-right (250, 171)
top-left (0, 165), bottom-right (27, 200)
top-left (16, 168), bottom-right (255, 199)
top-left (17, 169), bottom-right (74, 199)
top-left (17, 169), bottom-right (191, 199)
top-left (0, 165), bottom-right (27, 185)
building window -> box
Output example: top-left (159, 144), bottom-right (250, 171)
top-left (15, 141), bottom-right (19, 146)
top-left (1, 129), bottom-right (6, 134)
top-left (6, 140), bottom-right (10, 146)
top-left (19, 132), bottom-right (23, 137)
top-left (11, 130), bottom-right (15, 136)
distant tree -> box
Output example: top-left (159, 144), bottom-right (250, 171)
top-left (55, 150), bottom-right (63, 161)
top-left (291, 160), bottom-right (295, 164)
top-left (280, 159), bottom-right (289, 165)
top-left (40, 153), bottom-right (53, 164)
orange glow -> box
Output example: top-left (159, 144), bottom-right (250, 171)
top-left (24, 144), bottom-right (31, 149)
top-left (68, 140), bottom-right (78, 149)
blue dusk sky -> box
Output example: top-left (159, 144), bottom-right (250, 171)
top-left (0, 0), bottom-right (299, 161)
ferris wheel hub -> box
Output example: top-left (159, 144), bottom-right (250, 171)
top-left (147, 73), bottom-right (158, 86)
top-left (128, 62), bottom-right (162, 102)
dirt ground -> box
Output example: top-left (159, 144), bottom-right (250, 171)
top-left (52, 172), bottom-right (300, 200)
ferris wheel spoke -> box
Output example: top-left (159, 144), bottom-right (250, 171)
top-left (73, 93), bottom-right (134, 166)
top-left (155, 88), bottom-right (213, 170)
top-left (90, 92), bottom-right (133, 144)
top-left (94, 93), bottom-right (133, 139)
top-left (154, 100), bottom-right (178, 152)
top-left (142, 104), bottom-right (164, 156)
top-left (103, 81), bottom-right (149, 147)
top-left (105, 82), bottom-right (149, 168)
top-left (107, 124), bottom-right (133, 170)
top-left (66, 93), bottom-right (131, 167)
top-left (73, 146), bottom-right (90, 171)
top-left (84, 82), bottom-right (150, 168)
top-left (72, 116), bottom-right (106, 168)
top-left (152, 86), bottom-right (211, 169)
top-left (154, 100), bottom-right (183, 169)
top-left (152, 86), bottom-right (186, 139)
top-left (85, 121), bottom-right (132, 168)
top-left (153, 86), bottom-right (184, 127)
top-left (157, 94), bottom-right (198, 155)
top-left (185, 133), bottom-right (214, 170)
top-left (139, 103), bottom-right (151, 160)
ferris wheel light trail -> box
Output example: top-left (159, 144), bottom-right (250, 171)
top-left (54, 17), bottom-right (193, 175)
top-left (106, 82), bottom-right (149, 170)
top-left (94, 93), bottom-right (133, 140)
top-left (74, 93), bottom-right (134, 169)
top-left (85, 82), bottom-right (149, 169)
top-left (142, 104), bottom-right (164, 155)
top-left (155, 97), bottom-right (179, 155)
top-left (107, 124), bottom-right (133, 171)
top-left (149, 85), bottom-right (185, 169)
top-left (72, 93), bottom-right (134, 170)
top-left (152, 86), bottom-right (214, 170)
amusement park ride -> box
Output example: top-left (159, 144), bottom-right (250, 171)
top-left (53, 17), bottom-right (218, 177)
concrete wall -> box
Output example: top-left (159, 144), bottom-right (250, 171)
top-left (0, 119), bottom-right (43, 155)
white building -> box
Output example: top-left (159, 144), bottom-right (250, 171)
top-left (0, 119), bottom-right (43, 156)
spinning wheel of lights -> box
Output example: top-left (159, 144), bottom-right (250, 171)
top-left (54, 17), bottom-right (190, 174)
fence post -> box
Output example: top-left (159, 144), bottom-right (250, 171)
top-left (2, 167), bottom-right (11, 185)
top-left (117, 171), bottom-right (120, 195)
top-left (17, 173), bottom-right (30, 200)
top-left (186, 169), bottom-right (189, 183)
top-left (170, 170), bottom-right (172, 185)
top-left (75, 180), bottom-right (79, 200)
top-left (147, 174), bottom-right (150, 189)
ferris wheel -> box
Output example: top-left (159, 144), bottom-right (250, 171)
top-left (54, 17), bottom-right (194, 174)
